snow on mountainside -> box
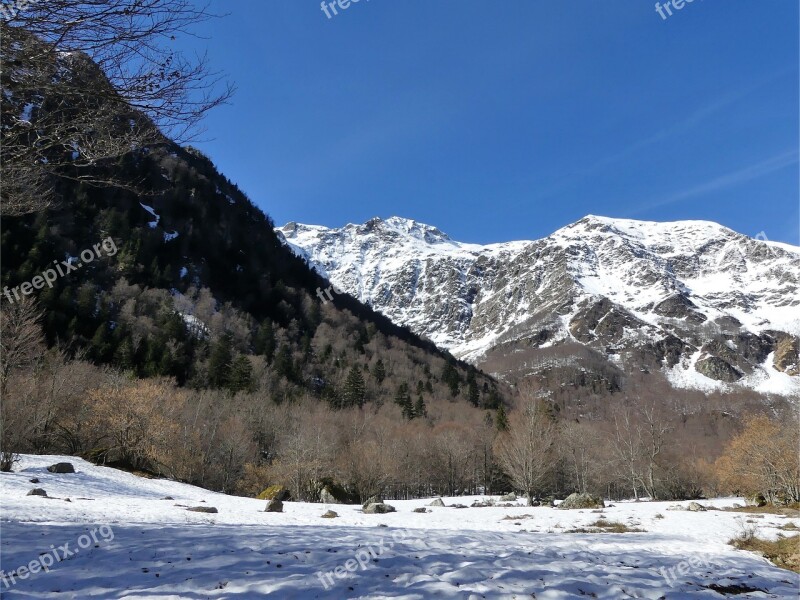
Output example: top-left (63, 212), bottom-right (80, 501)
top-left (277, 216), bottom-right (800, 396)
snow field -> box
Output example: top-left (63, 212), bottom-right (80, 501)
top-left (1, 455), bottom-right (798, 598)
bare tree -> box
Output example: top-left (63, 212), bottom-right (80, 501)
top-left (608, 404), bottom-right (641, 500)
top-left (560, 420), bottom-right (600, 494)
top-left (494, 398), bottom-right (557, 505)
top-left (639, 402), bottom-right (673, 500)
top-left (1, 1), bottom-right (234, 216)
top-left (0, 297), bottom-right (44, 394)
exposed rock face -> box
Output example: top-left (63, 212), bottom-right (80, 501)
top-left (558, 493), bottom-right (605, 509)
top-left (774, 335), bottom-right (800, 376)
top-left (279, 216), bottom-right (800, 396)
top-left (695, 356), bottom-right (742, 383)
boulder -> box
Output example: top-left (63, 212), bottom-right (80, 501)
top-left (321, 510), bottom-right (339, 519)
top-left (47, 462), bottom-right (75, 474)
top-left (558, 493), bottom-right (605, 510)
top-left (471, 499), bottom-right (495, 508)
top-left (257, 485), bottom-right (291, 502)
top-left (686, 502), bottom-right (706, 512)
top-left (428, 498), bottom-right (446, 507)
top-left (363, 503), bottom-right (396, 514)
top-left (29, 478), bottom-right (40, 484)
top-left (499, 493), bottom-right (517, 502)
top-left (27, 488), bottom-right (47, 497)
top-left (746, 494), bottom-right (767, 508)
top-left (187, 506), bottom-right (218, 513)
top-left (320, 488), bottom-right (340, 505)
top-left (413, 507), bottom-right (428, 513)
top-left (265, 499), bottom-right (283, 513)
top-left (362, 495), bottom-right (384, 510)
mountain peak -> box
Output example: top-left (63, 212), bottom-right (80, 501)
top-left (346, 216), bottom-right (452, 244)
top-left (278, 214), bottom-right (800, 397)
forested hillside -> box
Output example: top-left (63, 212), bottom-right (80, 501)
top-left (0, 20), bottom-right (506, 497)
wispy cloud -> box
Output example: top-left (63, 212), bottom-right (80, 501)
top-left (631, 149), bottom-right (799, 214)
top-left (584, 68), bottom-right (792, 175)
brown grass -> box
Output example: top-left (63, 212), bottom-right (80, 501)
top-left (730, 534), bottom-right (800, 573)
top-left (567, 519), bottom-right (645, 534)
top-left (725, 504), bottom-right (800, 517)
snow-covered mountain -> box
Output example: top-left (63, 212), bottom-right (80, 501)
top-left (277, 216), bottom-right (800, 396)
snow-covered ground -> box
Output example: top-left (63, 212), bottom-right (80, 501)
top-left (1, 455), bottom-right (798, 599)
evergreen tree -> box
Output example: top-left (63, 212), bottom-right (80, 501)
top-left (372, 359), bottom-right (386, 384)
top-left (414, 395), bottom-right (427, 419)
top-left (343, 365), bottom-right (366, 408)
top-left (442, 362), bottom-right (460, 397)
top-left (496, 404), bottom-right (509, 431)
top-left (114, 336), bottom-right (136, 372)
top-left (89, 323), bottom-right (111, 362)
top-left (394, 383), bottom-right (413, 419)
top-left (254, 319), bottom-right (276, 364)
top-left (467, 376), bottom-right (480, 407)
top-left (208, 334), bottom-right (233, 388)
top-left (228, 355), bottom-right (253, 393)
top-left (273, 344), bottom-right (294, 381)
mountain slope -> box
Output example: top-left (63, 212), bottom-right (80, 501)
top-left (0, 32), bottom-right (501, 412)
top-left (278, 216), bottom-right (800, 396)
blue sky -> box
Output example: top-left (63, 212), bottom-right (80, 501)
top-left (184, 1), bottom-right (799, 245)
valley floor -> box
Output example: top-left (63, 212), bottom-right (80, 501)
top-left (1, 455), bottom-right (798, 599)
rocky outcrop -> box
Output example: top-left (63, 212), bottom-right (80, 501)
top-left (695, 356), bottom-right (742, 383)
top-left (773, 335), bottom-right (800, 376)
